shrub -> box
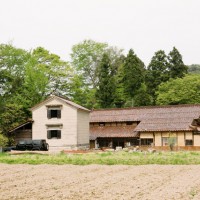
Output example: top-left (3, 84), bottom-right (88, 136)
top-left (0, 134), bottom-right (8, 147)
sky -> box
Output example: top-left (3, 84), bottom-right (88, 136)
top-left (0, 0), bottom-right (200, 66)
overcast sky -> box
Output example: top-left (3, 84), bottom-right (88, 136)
top-left (0, 0), bottom-right (200, 65)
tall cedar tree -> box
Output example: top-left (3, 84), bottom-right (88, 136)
top-left (168, 47), bottom-right (188, 78)
top-left (145, 50), bottom-right (169, 104)
top-left (123, 49), bottom-right (145, 98)
top-left (114, 63), bottom-right (126, 108)
top-left (96, 53), bottom-right (116, 108)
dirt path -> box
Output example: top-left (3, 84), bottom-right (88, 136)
top-left (0, 164), bottom-right (200, 200)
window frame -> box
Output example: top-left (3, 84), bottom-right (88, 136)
top-left (47, 130), bottom-right (61, 139)
top-left (185, 139), bottom-right (193, 146)
top-left (47, 107), bottom-right (61, 119)
top-left (140, 138), bottom-right (153, 146)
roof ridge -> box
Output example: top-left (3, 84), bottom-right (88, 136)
top-left (92, 104), bottom-right (200, 111)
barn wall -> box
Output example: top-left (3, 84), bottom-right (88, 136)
top-left (13, 130), bottom-right (32, 144)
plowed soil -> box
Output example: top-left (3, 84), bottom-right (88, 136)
top-left (0, 164), bottom-right (200, 200)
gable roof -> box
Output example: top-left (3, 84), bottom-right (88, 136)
top-left (30, 95), bottom-right (90, 112)
top-left (90, 104), bottom-right (200, 132)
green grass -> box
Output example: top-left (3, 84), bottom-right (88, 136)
top-left (1, 151), bottom-right (200, 165)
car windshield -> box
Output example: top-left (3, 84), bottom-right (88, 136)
top-left (18, 141), bottom-right (25, 144)
top-left (26, 140), bottom-right (32, 144)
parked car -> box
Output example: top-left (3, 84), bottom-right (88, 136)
top-left (16, 139), bottom-right (49, 151)
top-left (32, 140), bottom-right (49, 151)
top-left (16, 140), bottom-right (27, 151)
top-left (2, 146), bottom-right (16, 152)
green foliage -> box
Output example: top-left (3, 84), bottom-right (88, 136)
top-left (114, 63), bottom-right (126, 107)
top-left (145, 50), bottom-right (169, 104)
top-left (123, 49), bottom-right (145, 98)
top-left (0, 134), bottom-right (8, 147)
top-left (71, 39), bottom-right (108, 88)
top-left (96, 53), bottom-right (116, 108)
top-left (31, 47), bottom-right (72, 95)
top-left (168, 47), bottom-right (188, 78)
top-left (1, 151), bottom-right (200, 165)
top-left (132, 84), bottom-right (153, 106)
top-left (0, 44), bottom-right (72, 134)
top-left (0, 103), bottom-right (27, 134)
top-left (0, 44), bottom-right (30, 97)
top-left (156, 74), bottom-right (200, 105)
top-left (70, 40), bottom-right (124, 108)
top-left (188, 64), bottom-right (200, 74)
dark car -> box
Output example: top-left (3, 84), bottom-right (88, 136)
top-left (16, 139), bottom-right (49, 151)
top-left (32, 140), bottom-right (49, 151)
top-left (16, 140), bottom-right (27, 151)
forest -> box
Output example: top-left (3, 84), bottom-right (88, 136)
top-left (0, 39), bottom-right (200, 136)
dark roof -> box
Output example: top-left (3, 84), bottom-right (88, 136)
top-left (90, 104), bottom-right (200, 132)
top-left (9, 120), bottom-right (33, 133)
top-left (90, 126), bottom-right (139, 140)
top-left (30, 95), bottom-right (90, 112)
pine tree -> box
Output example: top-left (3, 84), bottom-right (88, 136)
top-left (123, 49), bottom-right (145, 99)
top-left (114, 64), bottom-right (126, 108)
top-left (168, 47), bottom-right (188, 78)
top-left (145, 50), bottom-right (169, 104)
top-left (96, 53), bottom-right (116, 108)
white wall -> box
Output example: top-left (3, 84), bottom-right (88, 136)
top-left (77, 110), bottom-right (89, 146)
top-left (32, 98), bottom-right (78, 148)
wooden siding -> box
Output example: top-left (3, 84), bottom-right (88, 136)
top-left (13, 130), bottom-right (32, 144)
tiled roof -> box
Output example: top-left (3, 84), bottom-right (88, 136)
top-left (90, 104), bottom-right (200, 133)
top-left (90, 126), bottom-right (139, 140)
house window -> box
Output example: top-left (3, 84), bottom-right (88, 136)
top-left (141, 139), bottom-right (153, 146)
top-left (47, 109), bottom-right (61, 119)
top-left (185, 140), bottom-right (193, 146)
top-left (47, 130), bottom-right (61, 139)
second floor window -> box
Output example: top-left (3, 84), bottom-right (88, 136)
top-left (47, 109), bottom-right (61, 119)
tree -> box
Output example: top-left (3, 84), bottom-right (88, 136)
top-left (0, 43), bottom-right (30, 97)
top-left (0, 44), bottom-right (31, 134)
top-left (31, 47), bottom-right (72, 95)
top-left (123, 49), bottom-right (145, 99)
top-left (95, 53), bottom-right (116, 108)
top-left (114, 63), bottom-right (126, 108)
top-left (188, 64), bottom-right (200, 74)
top-left (145, 50), bottom-right (169, 104)
top-left (0, 44), bottom-right (72, 135)
top-left (133, 84), bottom-right (153, 106)
top-left (70, 40), bottom-right (124, 108)
top-left (0, 103), bottom-right (27, 134)
top-left (71, 39), bottom-right (108, 88)
top-left (0, 134), bottom-right (8, 148)
top-left (168, 47), bottom-right (188, 78)
top-left (156, 74), bottom-right (200, 105)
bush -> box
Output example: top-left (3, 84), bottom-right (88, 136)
top-left (0, 134), bottom-right (8, 147)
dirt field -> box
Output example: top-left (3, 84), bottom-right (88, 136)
top-left (1, 164), bottom-right (200, 200)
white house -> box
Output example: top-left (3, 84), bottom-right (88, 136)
top-left (30, 95), bottom-right (90, 151)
